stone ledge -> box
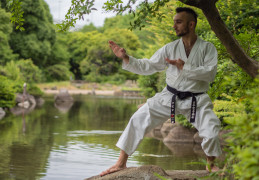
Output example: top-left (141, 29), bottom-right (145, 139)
top-left (85, 165), bottom-right (210, 180)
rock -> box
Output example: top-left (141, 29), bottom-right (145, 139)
top-left (114, 91), bottom-right (123, 96)
top-left (18, 101), bottom-right (30, 109)
top-left (15, 93), bottom-right (36, 107)
top-left (193, 132), bottom-right (203, 144)
top-left (35, 97), bottom-right (45, 107)
top-left (161, 120), bottom-right (178, 138)
top-left (10, 103), bottom-right (35, 115)
top-left (219, 130), bottom-right (231, 145)
top-left (15, 93), bottom-right (28, 103)
top-left (154, 124), bottom-right (163, 131)
top-left (27, 94), bottom-right (36, 106)
top-left (85, 165), bottom-right (171, 180)
top-left (51, 86), bottom-right (57, 90)
top-left (54, 89), bottom-right (73, 102)
top-left (166, 170), bottom-right (209, 180)
top-left (193, 143), bottom-right (206, 157)
top-left (54, 100), bottom-right (74, 113)
top-left (0, 108), bottom-right (6, 120)
top-left (163, 126), bottom-right (197, 143)
top-left (163, 142), bottom-right (197, 157)
top-left (86, 165), bottom-right (211, 180)
top-left (145, 129), bottom-right (164, 141)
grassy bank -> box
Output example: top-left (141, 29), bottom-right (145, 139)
top-left (36, 81), bottom-right (141, 91)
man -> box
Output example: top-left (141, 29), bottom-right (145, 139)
top-left (100, 7), bottom-right (221, 176)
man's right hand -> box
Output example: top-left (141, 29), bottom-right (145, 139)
top-left (108, 40), bottom-right (129, 64)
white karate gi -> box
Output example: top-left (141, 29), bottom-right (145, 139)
top-left (116, 37), bottom-right (222, 157)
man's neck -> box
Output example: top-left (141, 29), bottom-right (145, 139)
top-left (182, 34), bottom-right (197, 48)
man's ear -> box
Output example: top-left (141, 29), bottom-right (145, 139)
top-left (189, 21), bottom-right (196, 29)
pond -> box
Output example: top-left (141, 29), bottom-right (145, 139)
top-left (0, 95), bottom-right (205, 180)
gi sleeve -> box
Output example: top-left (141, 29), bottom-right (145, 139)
top-left (182, 43), bottom-right (218, 82)
top-left (122, 46), bottom-right (167, 75)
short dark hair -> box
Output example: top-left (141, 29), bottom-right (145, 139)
top-left (176, 7), bottom-right (198, 24)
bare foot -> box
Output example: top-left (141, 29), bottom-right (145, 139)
top-left (100, 164), bottom-right (127, 176)
top-left (206, 164), bottom-right (220, 172)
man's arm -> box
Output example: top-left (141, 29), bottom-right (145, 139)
top-left (182, 44), bottom-right (218, 82)
top-left (108, 40), bottom-right (167, 75)
top-left (166, 44), bottom-right (218, 83)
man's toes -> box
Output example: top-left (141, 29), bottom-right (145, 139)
top-left (100, 169), bottom-right (110, 176)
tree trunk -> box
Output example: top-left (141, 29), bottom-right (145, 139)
top-left (179, 0), bottom-right (259, 78)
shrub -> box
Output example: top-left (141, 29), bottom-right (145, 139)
top-left (0, 75), bottom-right (15, 108)
top-left (137, 74), bottom-right (158, 98)
top-left (45, 64), bottom-right (71, 82)
top-left (224, 78), bottom-right (259, 179)
top-left (1, 60), bottom-right (20, 81)
top-left (16, 59), bottom-right (43, 83)
top-left (213, 97), bottom-right (245, 126)
top-left (106, 74), bottom-right (126, 85)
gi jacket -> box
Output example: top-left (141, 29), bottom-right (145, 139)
top-left (122, 37), bottom-right (218, 110)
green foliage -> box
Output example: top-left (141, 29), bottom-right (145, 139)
top-left (176, 114), bottom-right (194, 129)
top-left (65, 31), bottom-right (97, 79)
top-left (49, 32), bottom-right (70, 66)
top-left (79, 22), bottom-right (99, 32)
top-left (224, 78), bottom-right (259, 179)
top-left (208, 32), bottom-right (257, 101)
top-left (57, 0), bottom-right (97, 32)
top-left (217, 0), bottom-right (258, 34)
top-left (213, 97), bottom-right (245, 126)
top-left (0, 75), bottom-right (15, 108)
top-left (80, 28), bottom-right (140, 83)
top-left (1, 60), bottom-right (21, 81)
top-left (16, 59), bottom-right (43, 83)
top-left (137, 74), bottom-right (158, 98)
top-left (101, 14), bottom-right (155, 57)
top-left (8, 0), bottom-right (56, 68)
top-left (45, 63), bottom-right (71, 82)
top-left (26, 83), bottom-right (43, 97)
top-left (0, 59), bottom-right (43, 83)
top-left (0, 6), bottom-right (17, 64)
top-left (5, 0), bottom-right (24, 31)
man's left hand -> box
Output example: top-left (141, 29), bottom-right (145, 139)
top-left (165, 58), bottom-right (185, 70)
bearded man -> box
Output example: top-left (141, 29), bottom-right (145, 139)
top-left (101, 7), bottom-right (222, 176)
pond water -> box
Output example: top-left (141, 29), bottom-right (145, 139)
top-left (0, 95), bottom-right (205, 180)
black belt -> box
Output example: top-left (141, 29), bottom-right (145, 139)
top-left (166, 85), bottom-right (203, 123)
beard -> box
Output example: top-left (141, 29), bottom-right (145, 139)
top-left (176, 23), bottom-right (190, 37)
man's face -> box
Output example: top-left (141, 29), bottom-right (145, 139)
top-left (173, 12), bottom-right (191, 37)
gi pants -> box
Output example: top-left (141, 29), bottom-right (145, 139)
top-left (116, 88), bottom-right (222, 157)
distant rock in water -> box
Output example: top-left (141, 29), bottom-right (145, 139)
top-left (55, 100), bottom-right (74, 113)
top-left (10, 93), bottom-right (40, 115)
top-left (54, 89), bottom-right (74, 113)
top-left (54, 89), bottom-right (74, 102)
top-left (18, 101), bottom-right (30, 109)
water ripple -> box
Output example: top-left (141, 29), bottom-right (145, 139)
top-left (66, 130), bottom-right (123, 137)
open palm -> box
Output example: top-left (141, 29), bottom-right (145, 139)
top-left (109, 40), bottom-right (127, 59)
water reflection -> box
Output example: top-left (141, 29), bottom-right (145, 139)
top-left (0, 95), bottom-right (205, 180)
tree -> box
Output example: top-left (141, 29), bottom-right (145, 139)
top-left (80, 28), bottom-right (141, 79)
top-left (1, 0), bottom-right (56, 68)
top-left (0, 5), bottom-right (17, 65)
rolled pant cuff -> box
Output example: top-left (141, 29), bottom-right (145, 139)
top-left (116, 142), bottom-right (133, 156)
